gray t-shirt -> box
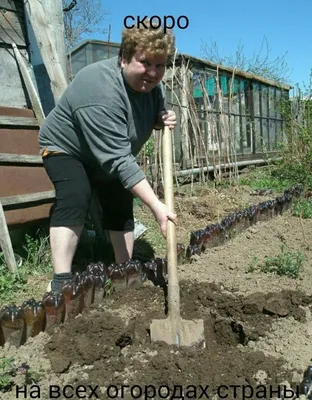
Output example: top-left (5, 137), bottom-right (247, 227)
top-left (39, 56), bottom-right (166, 189)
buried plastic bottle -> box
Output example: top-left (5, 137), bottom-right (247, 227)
top-left (108, 263), bottom-right (127, 291)
top-left (79, 272), bottom-right (95, 310)
top-left (22, 299), bottom-right (45, 340)
top-left (62, 281), bottom-right (84, 321)
top-left (0, 305), bottom-right (25, 347)
top-left (42, 292), bottom-right (65, 329)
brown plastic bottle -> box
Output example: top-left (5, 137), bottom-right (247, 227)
top-left (142, 260), bottom-right (156, 281)
top-left (0, 324), bottom-right (4, 346)
top-left (22, 299), bottom-right (45, 340)
top-left (0, 305), bottom-right (25, 347)
top-left (92, 274), bottom-right (107, 303)
top-left (210, 224), bottom-right (222, 247)
top-left (80, 272), bottom-right (95, 310)
top-left (201, 229), bottom-right (212, 251)
top-left (125, 259), bottom-right (143, 288)
top-left (42, 292), bottom-right (65, 330)
top-left (108, 262), bottom-right (127, 291)
top-left (176, 243), bottom-right (186, 265)
top-left (87, 262), bottom-right (105, 276)
top-left (62, 281), bottom-right (83, 321)
top-left (154, 258), bottom-right (167, 278)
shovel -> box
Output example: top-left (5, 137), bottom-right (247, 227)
top-left (150, 126), bottom-right (205, 347)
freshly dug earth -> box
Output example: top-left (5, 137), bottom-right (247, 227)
top-left (1, 185), bottom-right (312, 399)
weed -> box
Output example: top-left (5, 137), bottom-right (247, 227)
top-left (0, 231), bottom-right (52, 306)
top-left (292, 198), bottom-right (312, 219)
top-left (247, 245), bottom-right (305, 279)
top-left (274, 95), bottom-right (312, 188)
top-left (0, 358), bottom-right (41, 393)
top-left (22, 232), bottom-right (52, 275)
top-left (246, 255), bottom-right (260, 273)
top-left (0, 264), bottom-right (27, 303)
top-left (24, 368), bottom-right (41, 385)
top-left (104, 278), bottom-right (114, 296)
top-left (239, 166), bottom-right (292, 192)
top-left (0, 357), bottom-right (15, 393)
top-left (261, 245), bottom-right (304, 279)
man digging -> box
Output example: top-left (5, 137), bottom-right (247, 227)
top-left (39, 19), bottom-right (178, 294)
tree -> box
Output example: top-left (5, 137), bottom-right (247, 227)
top-left (62, 0), bottom-right (110, 49)
top-left (200, 36), bottom-right (291, 85)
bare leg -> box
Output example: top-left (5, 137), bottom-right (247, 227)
top-left (50, 226), bottom-right (84, 273)
top-left (109, 230), bottom-right (134, 264)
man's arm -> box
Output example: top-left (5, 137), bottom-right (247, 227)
top-left (129, 178), bottom-right (177, 238)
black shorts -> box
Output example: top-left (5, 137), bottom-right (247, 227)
top-left (43, 154), bottom-right (134, 231)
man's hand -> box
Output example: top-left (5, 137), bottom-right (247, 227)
top-left (155, 110), bottom-right (177, 130)
top-left (150, 199), bottom-right (177, 238)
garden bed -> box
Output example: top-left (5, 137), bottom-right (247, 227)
top-left (1, 181), bottom-right (312, 399)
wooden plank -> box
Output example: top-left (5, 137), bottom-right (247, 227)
top-left (24, 0), bottom-right (67, 102)
top-left (12, 43), bottom-right (46, 126)
top-left (0, 47), bottom-right (30, 107)
top-left (0, 9), bottom-right (26, 46)
top-left (0, 0), bottom-right (18, 12)
top-left (0, 201), bottom-right (17, 272)
top-left (1, 190), bottom-right (55, 207)
top-left (0, 153), bottom-right (43, 164)
top-left (0, 116), bottom-right (39, 127)
top-left (0, 106), bottom-right (35, 118)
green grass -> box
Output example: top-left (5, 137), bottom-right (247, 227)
top-left (239, 166), bottom-right (293, 192)
top-left (133, 200), bottom-right (166, 258)
top-left (292, 198), bottom-right (312, 219)
top-left (0, 231), bottom-right (52, 307)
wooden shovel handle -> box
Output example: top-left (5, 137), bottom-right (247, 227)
top-left (162, 126), bottom-right (181, 317)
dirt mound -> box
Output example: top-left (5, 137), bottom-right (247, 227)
top-left (43, 281), bottom-right (309, 399)
top-left (2, 185), bottom-right (312, 399)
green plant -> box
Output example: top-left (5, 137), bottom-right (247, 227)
top-left (292, 198), bottom-right (312, 219)
top-left (0, 231), bottom-right (52, 305)
top-left (0, 357), bottom-right (15, 393)
top-left (0, 358), bottom-right (41, 393)
top-left (143, 137), bottom-right (155, 158)
top-left (104, 278), bottom-right (114, 296)
top-left (239, 166), bottom-right (292, 192)
top-left (246, 255), bottom-right (260, 273)
top-left (0, 263), bottom-right (27, 303)
top-left (24, 369), bottom-right (41, 385)
top-left (22, 232), bottom-right (52, 275)
top-left (261, 245), bottom-right (304, 279)
top-left (274, 94), bottom-right (312, 188)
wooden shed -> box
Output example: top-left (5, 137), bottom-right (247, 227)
top-left (165, 54), bottom-right (291, 169)
top-left (0, 0), bottom-right (54, 236)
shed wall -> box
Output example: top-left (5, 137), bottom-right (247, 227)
top-left (0, 107), bottom-right (54, 229)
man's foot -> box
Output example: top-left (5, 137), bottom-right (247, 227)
top-left (46, 273), bottom-right (73, 295)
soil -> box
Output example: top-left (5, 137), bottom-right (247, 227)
top-left (1, 183), bottom-right (312, 400)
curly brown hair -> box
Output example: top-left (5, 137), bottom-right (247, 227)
top-left (119, 19), bottom-right (176, 63)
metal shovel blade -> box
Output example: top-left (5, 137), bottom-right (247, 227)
top-left (150, 317), bottom-right (205, 347)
